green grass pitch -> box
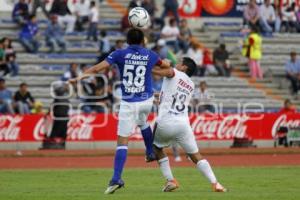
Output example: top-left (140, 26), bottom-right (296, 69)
top-left (1, 167), bottom-right (300, 200)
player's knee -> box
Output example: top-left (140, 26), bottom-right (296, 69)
top-left (117, 136), bottom-right (129, 146)
top-left (153, 144), bottom-right (165, 160)
top-left (188, 153), bottom-right (203, 164)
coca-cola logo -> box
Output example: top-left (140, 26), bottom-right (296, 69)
top-left (33, 115), bottom-right (97, 141)
top-left (191, 115), bottom-right (249, 139)
top-left (0, 115), bottom-right (23, 141)
top-left (67, 115), bottom-right (96, 140)
top-left (271, 115), bottom-right (300, 137)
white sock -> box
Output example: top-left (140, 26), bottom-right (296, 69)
top-left (196, 159), bottom-right (217, 184)
top-left (158, 157), bottom-right (174, 181)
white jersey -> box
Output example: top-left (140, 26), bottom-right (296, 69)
top-left (154, 69), bottom-right (198, 154)
top-left (157, 69), bottom-right (195, 122)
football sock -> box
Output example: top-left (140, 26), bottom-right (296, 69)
top-left (140, 124), bottom-right (154, 155)
top-left (196, 159), bottom-right (217, 184)
top-left (112, 145), bottom-right (128, 182)
top-left (158, 157), bottom-right (174, 181)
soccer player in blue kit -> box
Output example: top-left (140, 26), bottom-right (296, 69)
top-left (71, 28), bottom-right (171, 194)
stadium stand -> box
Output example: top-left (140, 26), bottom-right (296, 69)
top-left (0, 0), bottom-right (299, 113)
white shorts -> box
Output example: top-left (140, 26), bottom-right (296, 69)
top-left (117, 97), bottom-right (154, 137)
top-left (153, 117), bottom-right (199, 154)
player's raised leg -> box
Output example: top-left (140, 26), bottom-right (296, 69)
top-left (140, 124), bottom-right (156, 162)
top-left (153, 145), bottom-right (179, 192)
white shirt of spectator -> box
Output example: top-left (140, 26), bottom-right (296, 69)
top-left (90, 7), bottom-right (99, 23)
top-left (281, 4), bottom-right (298, 21)
top-left (260, 4), bottom-right (276, 21)
top-left (187, 48), bottom-right (203, 66)
top-left (75, 0), bottom-right (90, 17)
top-left (161, 25), bottom-right (180, 42)
top-left (193, 89), bottom-right (211, 105)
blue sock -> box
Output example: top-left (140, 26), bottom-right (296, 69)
top-left (112, 145), bottom-right (128, 182)
top-left (140, 125), bottom-right (154, 155)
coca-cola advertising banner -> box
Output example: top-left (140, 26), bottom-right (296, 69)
top-left (0, 113), bottom-right (300, 142)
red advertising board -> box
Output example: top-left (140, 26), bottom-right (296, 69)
top-left (0, 113), bottom-right (300, 142)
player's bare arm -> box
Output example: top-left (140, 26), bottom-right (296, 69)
top-left (69, 60), bottom-right (110, 83)
top-left (152, 67), bottom-right (174, 78)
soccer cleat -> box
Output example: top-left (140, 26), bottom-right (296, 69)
top-left (145, 152), bottom-right (157, 163)
top-left (104, 179), bottom-right (125, 194)
top-left (162, 179), bottom-right (179, 192)
top-left (212, 182), bottom-right (227, 192)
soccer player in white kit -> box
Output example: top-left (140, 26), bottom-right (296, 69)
top-left (153, 57), bottom-right (227, 192)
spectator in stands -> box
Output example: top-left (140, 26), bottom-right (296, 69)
top-left (30, 0), bottom-right (49, 18)
top-left (62, 63), bottom-right (79, 81)
top-left (285, 51), bottom-right (300, 97)
top-left (279, 99), bottom-right (297, 114)
top-left (0, 78), bottom-right (15, 114)
top-left (80, 64), bottom-right (96, 96)
top-left (14, 82), bottom-right (35, 114)
top-left (19, 15), bottom-right (39, 53)
top-left (193, 81), bottom-right (214, 113)
top-left (243, 0), bottom-right (260, 29)
top-left (41, 83), bottom-right (69, 149)
top-left (161, 18), bottom-right (180, 53)
top-left (12, 0), bottom-right (29, 26)
top-left (273, 0), bottom-right (282, 33)
top-left (161, 0), bottom-right (180, 24)
top-left (98, 30), bottom-right (111, 62)
top-left (121, 9), bottom-right (131, 33)
top-left (45, 15), bottom-right (66, 53)
top-left (50, 0), bottom-right (76, 33)
top-left (111, 40), bottom-right (125, 51)
top-left (75, 0), bottom-right (90, 31)
top-left (203, 48), bottom-right (217, 76)
top-left (213, 44), bottom-right (231, 77)
top-left (0, 40), bottom-right (10, 76)
top-left (82, 85), bottom-right (113, 113)
top-left (87, 1), bottom-right (99, 41)
top-left (259, 0), bottom-right (276, 33)
top-left (31, 101), bottom-right (46, 114)
top-left (281, 2), bottom-right (300, 33)
top-left (129, 0), bottom-right (142, 8)
top-left (142, 0), bottom-right (157, 26)
top-left (179, 19), bottom-right (192, 53)
top-left (3, 38), bottom-right (19, 77)
top-left (242, 26), bottom-right (263, 80)
top-left (187, 39), bottom-right (204, 76)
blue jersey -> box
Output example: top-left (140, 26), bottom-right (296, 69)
top-left (106, 45), bottom-right (160, 102)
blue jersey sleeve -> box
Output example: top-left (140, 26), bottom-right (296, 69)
top-left (105, 50), bottom-right (120, 65)
top-left (149, 50), bottom-right (160, 67)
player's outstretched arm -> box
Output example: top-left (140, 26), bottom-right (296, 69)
top-left (158, 59), bottom-right (172, 69)
top-left (152, 67), bottom-right (174, 78)
top-left (69, 60), bottom-right (110, 83)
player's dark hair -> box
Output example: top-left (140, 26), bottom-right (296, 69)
top-left (183, 57), bottom-right (197, 77)
top-left (29, 14), bottom-right (36, 20)
top-left (100, 30), bottom-right (107, 37)
top-left (169, 18), bottom-right (176, 25)
top-left (127, 28), bottom-right (144, 45)
top-left (90, 1), bottom-right (95, 7)
top-left (20, 82), bottom-right (27, 87)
